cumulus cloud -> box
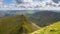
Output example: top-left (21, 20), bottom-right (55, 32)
top-left (0, 0), bottom-right (60, 10)
top-left (52, 0), bottom-right (60, 3)
top-left (0, 0), bottom-right (3, 8)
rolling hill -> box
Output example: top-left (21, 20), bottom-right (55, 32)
top-left (0, 15), bottom-right (40, 34)
top-left (30, 21), bottom-right (60, 34)
top-left (27, 11), bottom-right (60, 27)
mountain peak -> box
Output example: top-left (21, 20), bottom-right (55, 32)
top-left (0, 15), bottom-right (40, 34)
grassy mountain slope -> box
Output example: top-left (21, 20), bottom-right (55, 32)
top-left (30, 21), bottom-right (60, 34)
top-left (0, 15), bottom-right (40, 34)
top-left (0, 15), bottom-right (22, 34)
top-left (28, 11), bottom-right (60, 27)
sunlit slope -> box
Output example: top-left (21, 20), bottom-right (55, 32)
top-left (0, 15), bottom-right (40, 34)
top-left (30, 21), bottom-right (60, 34)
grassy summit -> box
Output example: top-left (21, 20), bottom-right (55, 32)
top-left (30, 21), bottom-right (60, 34)
top-left (0, 15), bottom-right (40, 34)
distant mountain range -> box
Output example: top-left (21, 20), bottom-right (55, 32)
top-left (0, 10), bottom-right (36, 17)
top-left (0, 10), bottom-right (60, 27)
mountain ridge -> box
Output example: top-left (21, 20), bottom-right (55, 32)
top-left (27, 11), bottom-right (60, 27)
top-left (0, 15), bottom-right (40, 34)
top-left (30, 21), bottom-right (60, 34)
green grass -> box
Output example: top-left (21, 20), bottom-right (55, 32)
top-left (0, 15), bottom-right (40, 34)
top-left (0, 15), bottom-right (22, 34)
top-left (30, 21), bottom-right (60, 34)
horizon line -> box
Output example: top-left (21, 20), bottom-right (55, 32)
top-left (0, 7), bottom-right (60, 10)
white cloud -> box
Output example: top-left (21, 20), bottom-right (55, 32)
top-left (0, 0), bottom-right (3, 8)
top-left (0, 0), bottom-right (60, 10)
top-left (23, 0), bottom-right (33, 2)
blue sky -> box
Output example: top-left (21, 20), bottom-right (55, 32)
top-left (3, 0), bottom-right (39, 5)
top-left (4, 0), bottom-right (13, 5)
top-left (3, 0), bottom-right (60, 5)
top-left (3, 0), bottom-right (44, 4)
